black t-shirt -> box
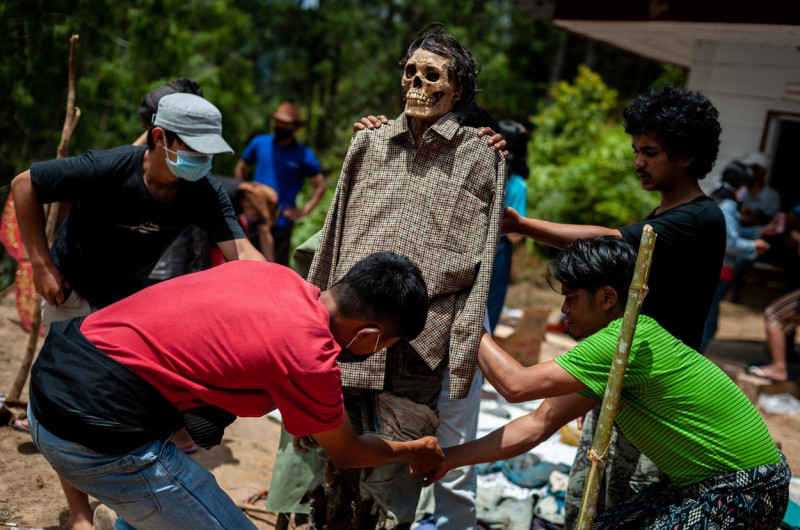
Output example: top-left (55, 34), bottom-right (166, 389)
top-left (619, 195), bottom-right (725, 350)
top-left (30, 318), bottom-right (182, 453)
top-left (30, 317), bottom-right (238, 454)
top-left (31, 145), bottom-right (244, 308)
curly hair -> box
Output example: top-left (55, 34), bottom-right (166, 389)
top-left (400, 22), bottom-right (480, 111)
top-left (622, 85), bottom-right (721, 180)
top-left (546, 236), bottom-right (636, 303)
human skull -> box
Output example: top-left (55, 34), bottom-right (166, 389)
top-left (402, 48), bottom-right (459, 120)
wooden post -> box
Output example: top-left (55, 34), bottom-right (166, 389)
top-left (575, 224), bottom-right (657, 529)
top-left (5, 35), bottom-right (81, 407)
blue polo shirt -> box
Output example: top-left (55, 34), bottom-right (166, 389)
top-left (241, 134), bottom-right (322, 227)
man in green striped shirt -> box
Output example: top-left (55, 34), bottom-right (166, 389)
top-left (425, 236), bottom-right (790, 528)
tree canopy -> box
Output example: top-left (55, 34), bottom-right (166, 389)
top-left (527, 66), bottom-right (658, 234)
top-left (1, 0), bottom-right (672, 184)
top-left (0, 0), bottom-right (678, 280)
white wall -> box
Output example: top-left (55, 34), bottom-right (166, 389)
top-left (687, 41), bottom-right (800, 191)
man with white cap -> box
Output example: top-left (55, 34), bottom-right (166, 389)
top-left (737, 151), bottom-right (781, 226)
top-left (234, 101), bottom-right (325, 265)
top-left (11, 92), bottom-right (264, 530)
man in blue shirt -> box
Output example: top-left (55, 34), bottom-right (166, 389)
top-left (234, 101), bottom-right (325, 265)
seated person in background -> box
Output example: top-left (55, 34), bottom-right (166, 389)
top-left (28, 252), bottom-right (443, 530)
top-left (736, 152), bottom-right (780, 227)
top-left (700, 162), bottom-right (781, 352)
top-left (427, 236), bottom-right (791, 529)
top-left (748, 287), bottom-right (800, 383)
top-left (748, 210), bottom-right (800, 382)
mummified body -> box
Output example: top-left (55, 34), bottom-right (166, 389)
top-left (306, 24), bottom-right (507, 529)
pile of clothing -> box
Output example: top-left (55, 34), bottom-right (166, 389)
top-left (473, 393), bottom-right (581, 530)
top-left (475, 453), bottom-right (570, 529)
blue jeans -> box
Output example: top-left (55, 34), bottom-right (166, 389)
top-left (28, 406), bottom-right (255, 529)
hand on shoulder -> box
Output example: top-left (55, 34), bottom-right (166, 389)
top-left (353, 115), bottom-right (390, 134)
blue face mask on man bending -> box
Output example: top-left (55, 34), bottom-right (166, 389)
top-left (163, 143), bottom-right (213, 182)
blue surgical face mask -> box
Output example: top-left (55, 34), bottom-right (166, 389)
top-left (163, 143), bottom-right (212, 182)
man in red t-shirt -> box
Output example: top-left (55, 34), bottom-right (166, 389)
top-left (27, 252), bottom-right (441, 530)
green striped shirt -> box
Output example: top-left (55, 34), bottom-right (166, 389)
top-left (554, 315), bottom-right (779, 486)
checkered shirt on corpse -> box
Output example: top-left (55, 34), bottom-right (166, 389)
top-left (308, 112), bottom-right (507, 399)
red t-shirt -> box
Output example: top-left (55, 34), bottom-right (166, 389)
top-left (80, 261), bottom-right (344, 437)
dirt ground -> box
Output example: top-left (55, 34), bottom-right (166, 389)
top-left (0, 265), bottom-right (799, 529)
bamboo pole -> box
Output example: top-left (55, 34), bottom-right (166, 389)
top-left (575, 224), bottom-right (657, 530)
top-left (5, 35), bottom-right (81, 407)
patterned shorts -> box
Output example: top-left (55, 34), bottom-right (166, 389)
top-left (592, 452), bottom-right (791, 529)
top-left (765, 288), bottom-right (800, 333)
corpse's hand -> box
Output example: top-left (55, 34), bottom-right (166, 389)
top-left (406, 436), bottom-right (444, 477)
top-left (293, 435), bottom-right (319, 454)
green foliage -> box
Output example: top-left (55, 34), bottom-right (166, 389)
top-left (650, 64), bottom-right (688, 90)
top-left (0, 0), bottom-right (671, 267)
top-left (527, 66), bottom-right (657, 230)
top-left (0, 0), bottom-right (258, 183)
top-left (531, 66), bottom-right (620, 166)
top-left (290, 185), bottom-right (334, 268)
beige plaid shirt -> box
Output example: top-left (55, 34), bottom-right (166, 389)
top-left (308, 112), bottom-right (506, 399)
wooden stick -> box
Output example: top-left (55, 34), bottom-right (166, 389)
top-left (57, 35), bottom-right (81, 160)
top-left (575, 224), bottom-right (657, 529)
top-left (6, 35), bottom-right (81, 405)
